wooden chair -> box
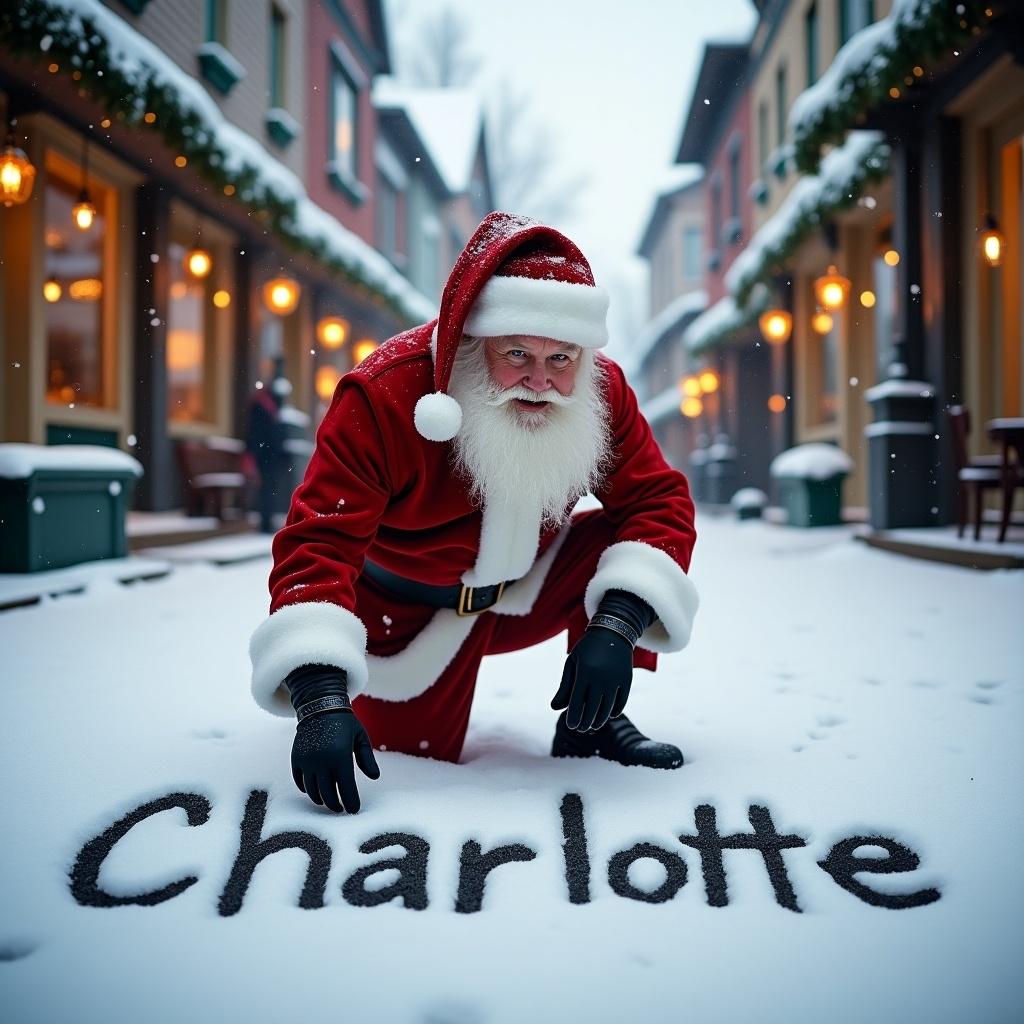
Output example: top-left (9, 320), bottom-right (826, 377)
top-left (176, 436), bottom-right (249, 521)
top-left (948, 406), bottom-right (1004, 540)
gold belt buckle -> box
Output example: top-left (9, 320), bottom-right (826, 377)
top-left (457, 581), bottom-right (506, 616)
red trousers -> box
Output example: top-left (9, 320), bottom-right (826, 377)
top-left (353, 510), bottom-right (655, 763)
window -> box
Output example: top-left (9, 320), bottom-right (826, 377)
top-left (43, 150), bottom-right (114, 409)
top-left (269, 5), bottom-right (286, 108)
top-left (729, 143), bottom-right (741, 219)
top-left (377, 173), bottom-right (398, 260)
top-left (805, 3), bottom-right (818, 86)
top-left (775, 64), bottom-right (787, 147)
top-left (330, 59), bottom-right (358, 182)
top-left (758, 100), bottom-right (769, 171)
top-left (166, 239), bottom-right (211, 423)
top-left (838, 0), bottom-right (874, 47)
top-left (205, 0), bottom-right (227, 45)
top-left (683, 226), bottom-right (702, 280)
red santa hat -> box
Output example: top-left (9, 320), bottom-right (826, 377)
top-left (414, 211), bottom-right (609, 442)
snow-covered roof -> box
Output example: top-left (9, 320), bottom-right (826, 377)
top-left (41, 0), bottom-right (433, 324)
top-left (627, 290), bottom-right (707, 373)
top-left (372, 78), bottom-right (483, 194)
top-left (770, 443), bottom-right (853, 480)
top-left (0, 444), bottom-right (143, 479)
top-left (725, 131), bottom-right (889, 304)
top-left (683, 286), bottom-right (768, 355)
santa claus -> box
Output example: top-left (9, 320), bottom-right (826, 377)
top-left (249, 212), bottom-right (699, 813)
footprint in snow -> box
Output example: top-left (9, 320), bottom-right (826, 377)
top-left (807, 730), bottom-right (827, 741)
top-left (816, 714), bottom-right (845, 728)
top-left (975, 680), bottom-right (1003, 690)
top-left (861, 676), bottom-right (882, 686)
top-left (0, 940), bottom-right (37, 962)
top-left (420, 998), bottom-right (486, 1024)
top-left (192, 728), bottom-right (231, 741)
top-left (911, 679), bottom-right (944, 689)
top-left (968, 694), bottom-right (994, 706)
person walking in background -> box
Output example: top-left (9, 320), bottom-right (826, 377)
top-left (245, 358), bottom-right (291, 535)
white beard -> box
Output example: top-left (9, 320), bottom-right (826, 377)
top-left (448, 338), bottom-right (612, 529)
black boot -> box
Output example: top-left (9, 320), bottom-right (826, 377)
top-left (551, 711), bottom-right (684, 769)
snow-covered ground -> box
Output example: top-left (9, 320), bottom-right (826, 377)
top-left (1, 516), bottom-right (1021, 1023)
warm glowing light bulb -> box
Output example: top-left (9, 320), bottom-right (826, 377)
top-left (213, 289), bottom-right (231, 308)
top-left (0, 160), bottom-right (22, 193)
top-left (758, 309), bottom-right (793, 345)
top-left (353, 340), bottom-right (378, 364)
top-left (72, 193), bottom-right (96, 231)
top-left (811, 310), bottom-right (833, 335)
top-left (768, 394), bottom-right (787, 413)
top-left (680, 397), bottom-right (703, 418)
top-left (317, 316), bottom-right (349, 350)
top-left (185, 247), bottom-right (212, 279)
top-left (981, 221), bottom-right (1004, 267)
top-left (814, 265), bottom-right (851, 312)
top-left (262, 277), bottom-right (300, 316)
top-left (883, 249), bottom-right (900, 267)
top-left (43, 278), bottom-right (62, 302)
top-left (680, 376), bottom-right (702, 399)
top-left (315, 366), bottom-right (342, 400)
top-left (699, 370), bottom-right (719, 394)
top-left (860, 290), bottom-right (876, 308)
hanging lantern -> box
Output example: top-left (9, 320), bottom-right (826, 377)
top-left (698, 369), bottom-right (719, 394)
top-left (679, 375), bottom-right (702, 399)
top-left (315, 365), bottom-right (342, 400)
top-left (185, 246), bottom-right (212, 279)
top-left (0, 133), bottom-right (35, 207)
top-left (353, 339), bottom-right (378, 364)
top-left (43, 277), bottom-right (62, 303)
top-left (263, 276), bottom-right (300, 316)
top-left (72, 189), bottom-right (96, 231)
top-left (981, 215), bottom-right (1004, 268)
top-left (758, 308), bottom-right (793, 345)
top-left (316, 316), bottom-right (349, 350)
top-left (680, 397), bottom-right (703, 419)
top-left (814, 265), bottom-right (851, 311)
top-left (811, 309), bottom-right (833, 335)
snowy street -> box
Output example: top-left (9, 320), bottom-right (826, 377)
top-left (1, 516), bottom-right (1021, 1023)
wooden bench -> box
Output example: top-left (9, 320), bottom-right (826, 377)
top-left (176, 436), bottom-right (250, 521)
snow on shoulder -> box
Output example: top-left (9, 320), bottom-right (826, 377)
top-left (770, 443), bottom-right (853, 481)
top-left (0, 444), bottom-right (143, 479)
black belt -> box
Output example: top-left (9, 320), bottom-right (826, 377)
top-left (362, 560), bottom-right (513, 616)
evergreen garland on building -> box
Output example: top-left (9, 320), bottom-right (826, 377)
top-left (792, 0), bottom-right (992, 174)
top-left (1, 1), bottom-right (429, 324)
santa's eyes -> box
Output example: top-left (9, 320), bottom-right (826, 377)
top-left (505, 350), bottom-right (573, 365)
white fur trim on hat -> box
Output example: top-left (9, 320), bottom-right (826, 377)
top-left (464, 275), bottom-right (609, 347)
top-left (415, 392), bottom-right (463, 442)
top-left (584, 540), bottom-right (699, 653)
top-left (249, 601), bottom-right (369, 716)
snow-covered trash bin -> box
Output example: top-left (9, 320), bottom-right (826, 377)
top-left (769, 443), bottom-right (853, 528)
top-left (730, 487), bottom-right (769, 521)
top-left (0, 444), bottom-right (143, 572)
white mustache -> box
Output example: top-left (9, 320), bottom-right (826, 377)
top-left (485, 385), bottom-right (576, 408)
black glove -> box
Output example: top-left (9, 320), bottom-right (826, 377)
top-left (286, 664), bottom-right (380, 813)
top-left (550, 590), bottom-right (656, 732)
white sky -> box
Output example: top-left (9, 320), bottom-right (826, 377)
top-left (386, 0), bottom-right (757, 351)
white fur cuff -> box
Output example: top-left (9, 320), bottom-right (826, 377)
top-left (249, 602), bottom-right (369, 717)
top-left (584, 541), bottom-right (699, 653)
top-left (464, 275), bottom-right (609, 347)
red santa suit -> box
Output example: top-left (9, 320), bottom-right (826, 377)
top-left (249, 213), bottom-right (699, 762)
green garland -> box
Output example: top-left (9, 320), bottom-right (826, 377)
top-left (731, 137), bottom-right (891, 308)
top-left (792, 0), bottom-right (991, 174)
top-left (1, 0), bottom-right (427, 325)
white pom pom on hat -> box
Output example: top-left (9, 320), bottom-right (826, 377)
top-left (414, 391), bottom-right (463, 443)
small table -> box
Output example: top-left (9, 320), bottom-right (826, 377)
top-left (985, 418), bottom-right (1024, 543)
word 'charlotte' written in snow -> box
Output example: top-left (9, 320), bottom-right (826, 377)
top-left (70, 791), bottom-right (941, 916)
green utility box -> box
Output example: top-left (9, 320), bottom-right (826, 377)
top-left (769, 443), bottom-right (853, 528)
top-left (778, 475), bottom-right (845, 527)
top-left (0, 444), bottom-right (143, 573)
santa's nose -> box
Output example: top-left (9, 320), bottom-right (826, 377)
top-left (522, 366), bottom-right (551, 392)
